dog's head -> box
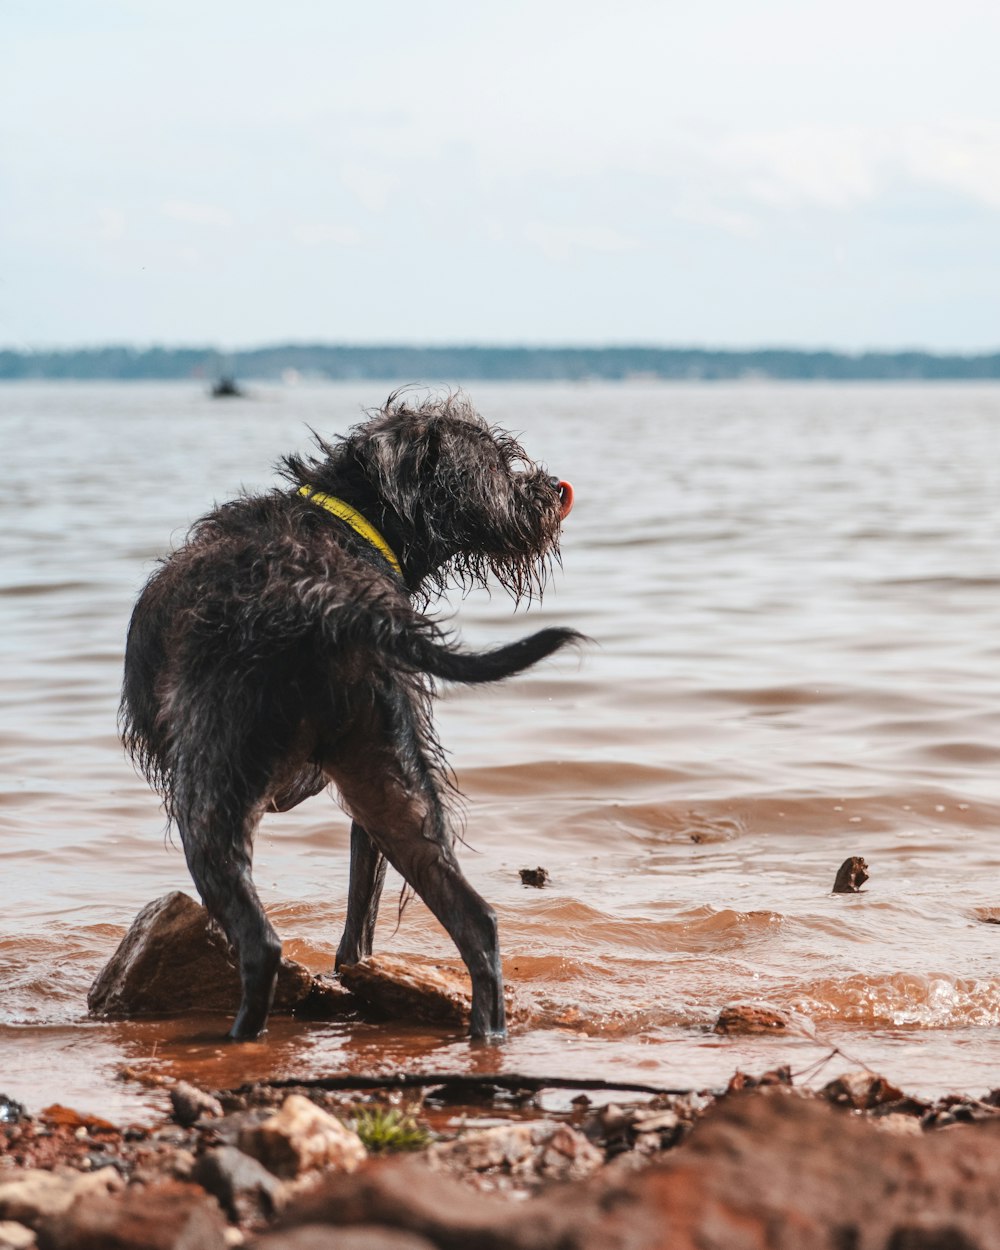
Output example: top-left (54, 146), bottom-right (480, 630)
top-left (285, 393), bottom-right (573, 601)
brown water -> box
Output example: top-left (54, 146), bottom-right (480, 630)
top-left (3, 381), bottom-right (1000, 1119)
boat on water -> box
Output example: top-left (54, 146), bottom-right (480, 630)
top-left (210, 376), bottom-right (244, 398)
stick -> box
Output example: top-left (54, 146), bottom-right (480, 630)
top-left (228, 1072), bottom-right (717, 1099)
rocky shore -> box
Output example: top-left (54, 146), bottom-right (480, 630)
top-left (5, 1065), bottom-right (1000, 1249)
top-left (6, 893), bottom-right (1000, 1248)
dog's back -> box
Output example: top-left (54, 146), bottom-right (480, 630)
top-left (122, 489), bottom-right (576, 818)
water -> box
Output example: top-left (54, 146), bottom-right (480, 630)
top-left (3, 380), bottom-right (1000, 1119)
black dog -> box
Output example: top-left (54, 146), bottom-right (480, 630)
top-left (120, 394), bottom-right (579, 1041)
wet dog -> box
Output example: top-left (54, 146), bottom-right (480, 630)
top-left (120, 394), bottom-right (578, 1041)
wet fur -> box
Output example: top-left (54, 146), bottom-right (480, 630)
top-left (120, 394), bottom-right (581, 1040)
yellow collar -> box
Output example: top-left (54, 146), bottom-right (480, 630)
top-left (297, 486), bottom-right (402, 576)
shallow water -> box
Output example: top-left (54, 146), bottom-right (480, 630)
top-left (3, 380), bottom-right (1000, 1119)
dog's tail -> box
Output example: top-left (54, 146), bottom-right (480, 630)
top-left (293, 572), bottom-right (586, 685)
top-left (403, 626), bottom-right (586, 685)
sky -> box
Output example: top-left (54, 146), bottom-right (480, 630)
top-left (4, 0), bottom-right (1000, 350)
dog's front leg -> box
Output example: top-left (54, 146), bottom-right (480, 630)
top-left (335, 820), bottom-right (388, 968)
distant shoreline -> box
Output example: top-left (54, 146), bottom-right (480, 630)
top-left (3, 344), bottom-right (1000, 382)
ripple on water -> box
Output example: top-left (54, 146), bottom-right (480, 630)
top-left (790, 972), bottom-right (1000, 1029)
top-left (5, 382), bottom-right (1000, 1105)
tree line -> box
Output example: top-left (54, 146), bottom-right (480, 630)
top-left (3, 344), bottom-right (1000, 381)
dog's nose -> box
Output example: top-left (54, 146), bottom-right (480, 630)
top-left (557, 480), bottom-right (574, 519)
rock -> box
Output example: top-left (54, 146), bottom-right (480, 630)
top-left (0, 1222), bottom-right (35, 1250)
top-left (873, 1114), bottom-right (925, 1136)
top-left (535, 1126), bottom-right (604, 1181)
top-left (337, 956), bottom-right (471, 1028)
top-left (0, 1099), bottom-right (26, 1126)
top-left (238, 1096), bottom-right (366, 1179)
top-left (518, 867), bottom-right (550, 888)
top-left (833, 855), bottom-right (869, 893)
top-left (272, 1159), bottom-right (517, 1250)
top-left (38, 1108), bottom-right (115, 1134)
top-left (291, 975), bottom-right (356, 1020)
top-left (338, 955), bottom-right (522, 1028)
top-left (713, 1004), bottom-right (789, 1034)
top-left (726, 1066), bottom-right (794, 1091)
top-left (428, 1124), bottom-right (536, 1174)
top-left (272, 1092), bottom-right (1000, 1250)
top-left (170, 1082), bottom-right (224, 1128)
top-left (192, 1147), bottom-right (284, 1226)
top-left (630, 1109), bottom-right (680, 1135)
top-left (885, 1231), bottom-right (979, 1249)
top-left (821, 1070), bottom-right (905, 1110)
top-left (87, 893), bottom-right (315, 1019)
top-left (428, 1122), bottom-right (602, 1184)
top-left (0, 1168), bottom-right (122, 1228)
top-left (252, 1227), bottom-right (437, 1250)
top-left (627, 1107), bottom-right (685, 1150)
top-left (36, 1180), bottom-right (228, 1250)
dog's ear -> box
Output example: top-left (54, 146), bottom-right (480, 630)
top-left (359, 413), bottom-right (443, 527)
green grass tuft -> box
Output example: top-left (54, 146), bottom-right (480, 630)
top-left (351, 1104), bottom-right (431, 1153)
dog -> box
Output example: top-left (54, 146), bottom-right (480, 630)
top-left (120, 393), bottom-right (579, 1041)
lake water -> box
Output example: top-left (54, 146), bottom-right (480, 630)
top-left (3, 380), bottom-right (1000, 1119)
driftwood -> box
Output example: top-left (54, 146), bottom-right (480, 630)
top-left (229, 1071), bottom-right (715, 1100)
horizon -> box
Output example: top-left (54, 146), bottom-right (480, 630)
top-left (6, 341), bottom-right (1000, 383)
top-left (6, 339), bottom-right (1000, 357)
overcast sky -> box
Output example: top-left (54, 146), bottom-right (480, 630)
top-left (4, 0), bottom-right (1000, 350)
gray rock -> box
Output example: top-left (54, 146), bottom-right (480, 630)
top-left (170, 1082), bottom-right (224, 1128)
top-left (0, 1098), bottom-right (26, 1126)
top-left (428, 1123), bottom-right (603, 1183)
top-left (193, 1147), bottom-right (284, 1226)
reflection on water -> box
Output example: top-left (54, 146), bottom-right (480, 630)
top-left (3, 381), bottom-right (1000, 1115)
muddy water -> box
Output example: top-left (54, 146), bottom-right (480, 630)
top-left (3, 381), bottom-right (1000, 1118)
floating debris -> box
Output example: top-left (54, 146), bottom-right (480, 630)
top-left (713, 1004), bottom-right (790, 1035)
top-left (833, 856), bottom-right (869, 894)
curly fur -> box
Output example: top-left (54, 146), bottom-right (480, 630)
top-left (120, 393), bottom-right (581, 1041)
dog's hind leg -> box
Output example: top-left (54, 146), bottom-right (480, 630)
top-left (176, 786), bottom-right (281, 1041)
top-left (329, 713), bottom-right (506, 1040)
top-left (390, 835), bottom-right (505, 1041)
top-left (335, 820), bottom-right (388, 968)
